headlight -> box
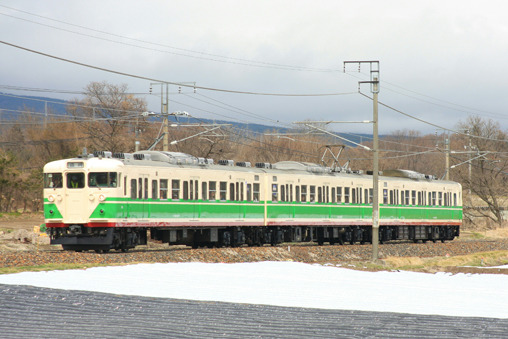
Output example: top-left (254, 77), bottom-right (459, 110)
top-left (89, 194), bottom-right (95, 201)
top-left (99, 194), bottom-right (106, 202)
top-left (48, 195), bottom-right (55, 202)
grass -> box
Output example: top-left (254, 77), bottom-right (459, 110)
top-left (0, 212), bottom-right (22, 218)
top-left (380, 250), bottom-right (508, 271)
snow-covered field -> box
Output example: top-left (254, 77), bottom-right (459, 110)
top-left (0, 261), bottom-right (507, 319)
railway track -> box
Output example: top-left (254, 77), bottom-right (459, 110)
top-left (1, 239), bottom-right (507, 270)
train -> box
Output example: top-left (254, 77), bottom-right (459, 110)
top-left (43, 150), bottom-right (462, 252)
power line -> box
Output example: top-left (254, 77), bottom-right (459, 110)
top-left (381, 79), bottom-right (508, 121)
top-left (359, 92), bottom-right (508, 144)
top-left (0, 40), bottom-right (355, 97)
top-left (0, 6), bottom-right (339, 73)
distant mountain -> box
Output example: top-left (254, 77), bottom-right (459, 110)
top-left (0, 92), bottom-right (68, 117)
top-left (0, 92), bottom-right (375, 146)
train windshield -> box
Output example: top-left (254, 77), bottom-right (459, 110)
top-left (88, 172), bottom-right (118, 188)
top-left (44, 173), bottom-right (63, 189)
top-left (67, 173), bottom-right (85, 189)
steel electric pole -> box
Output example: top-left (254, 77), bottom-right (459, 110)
top-left (344, 60), bottom-right (380, 262)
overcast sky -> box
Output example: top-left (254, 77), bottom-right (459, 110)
top-left (1, 1), bottom-right (507, 135)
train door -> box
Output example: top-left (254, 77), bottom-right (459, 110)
top-left (65, 172), bottom-right (87, 222)
top-left (190, 177), bottom-right (199, 219)
top-left (137, 174), bottom-right (149, 219)
top-left (236, 180), bottom-right (244, 219)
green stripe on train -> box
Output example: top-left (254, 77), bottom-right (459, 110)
top-left (43, 203), bottom-right (64, 219)
top-left (88, 199), bottom-right (462, 221)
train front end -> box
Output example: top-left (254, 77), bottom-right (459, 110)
top-left (43, 155), bottom-right (129, 252)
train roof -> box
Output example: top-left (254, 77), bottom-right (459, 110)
top-left (45, 150), bottom-right (458, 185)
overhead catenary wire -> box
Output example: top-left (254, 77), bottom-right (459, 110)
top-left (0, 40), bottom-right (356, 97)
top-left (0, 5), bottom-right (340, 73)
top-left (359, 92), bottom-right (508, 144)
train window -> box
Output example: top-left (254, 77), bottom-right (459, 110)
top-left (230, 183), bottom-right (235, 201)
top-left (255, 175), bottom-right (259, 181)
top-left (352, 188), bottom-right (356, 204)
top-left (411, 190), bottom-right (416, 205)
top-left (331, 188), bottom-right (336, 203)
top-left (183, 181), bottom-right (189, 200)
top-left (317, 187), bottom-right (322, 203)
top-left (130, 179), bottom-right (137, 199)
top-left (235, 182), bottom-right (239, 201)
top-left (272, 184), bottom-right (278, 202)
top-left (189, 181), bottom-right (193, 200)
top-left (253, 183), bottom-right (260, 202)
top-left (383, 189), bottom-right (388, 204)
top-left (67, 173), bottom-right (85, 189)
top-left (88, 172), bottom-right (118, 188)
top-left (220, 182), bottom-right (227, 201)
top-left (301, 185), bottom-right (307, 202)
top-left (160, 179), bottom-right (168, 199)
top-left (417, 192), bottom-right (422, 205)
top-left (310, 186), bottom-right (316, 203)
top-left (138, 178), bottom-right (142, 199)
top-left (152, 180), bottom-right (158, 199)
top-left (337, 187), bottom-right (342, 203)
top-left (438, 192), bottom-right (443, 206)
top-left (172, 180), bottom-right (180, 200)
top-left (144, 178), bottom-right (148, 199)
top-left (209, 181), bottom-right (217, 200)
top-left (364, 189), bottom-right (368, 204)
top-left (431, 192), bottom-right (436, 206)
top-left (246, 183), bottom-right (252, 202)
top-left (453, 193), bottom-right (457, 206)
top-left (273, 176), bottom-right (277, 182)
top-left (389, 190), bottom-right (393, 204)
top-left (194, 180), bottom-right (199, 201)
top-left (296, 185), bottom-right (300, 202)
top-left (405, 190), bottom-right (410, 205)
top-left (281, 185), bottom-right (286, 202)
top-left (240, 182), bottom-right (244, 201)
top-left (344, 187), bottom-right (350, 203)
top-left (124, 176), bottom-right (127, 196)
top-left (202, 182), bottom-right (207, 200)
top-left (289, 185), bottom-right (293, 202)
top-left (44, 173), bottom-right (63, 188)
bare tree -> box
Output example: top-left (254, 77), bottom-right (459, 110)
top-left (67, 81), bottom-right (147, 153)
top-left (454, 116), bottom-right (508, 226)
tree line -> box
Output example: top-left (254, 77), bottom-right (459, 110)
top-left (1, 82), bottom-right (507, 228)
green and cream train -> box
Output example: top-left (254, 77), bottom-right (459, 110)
top-left (43, 150), bottom-right (462, 252)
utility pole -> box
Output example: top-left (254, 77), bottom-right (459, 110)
top-left (445, 137), bottom-right (450, 181)
top-left (150, 82), bottom-right (170, 151)
top-left (344, 60), bottom-right (380, 262)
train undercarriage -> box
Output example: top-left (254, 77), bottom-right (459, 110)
top-left (47, 224), bottom-right (460, 252)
